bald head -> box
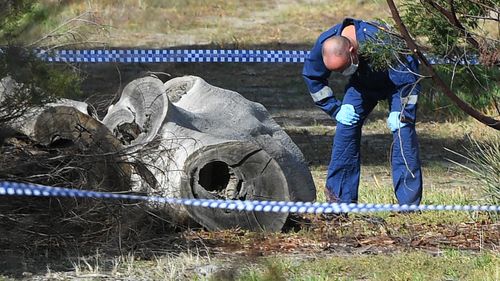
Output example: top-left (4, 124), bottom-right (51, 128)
top-left (322, 36), bottom-right (352, 72)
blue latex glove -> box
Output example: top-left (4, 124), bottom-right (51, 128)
top-left (335, 104), bottom-right (360, 126)
top-left (387, 111), bottom-right (408, 132)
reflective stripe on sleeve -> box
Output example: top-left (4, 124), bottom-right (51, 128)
top-left (310, 86), bottom-right (333, 102)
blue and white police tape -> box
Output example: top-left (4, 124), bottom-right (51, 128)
top-left (1, 181), bottom-right (499, 214)
top-left (38, 49), bottom-right (308, 63)
top-left (35, 49), bottom-right (480, 65)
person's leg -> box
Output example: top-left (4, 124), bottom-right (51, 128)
top-left (325, 87), bottom-right (377, 203)
top-left (388, 79), bottom-right (423, 205)
top-left (391, 125), bottom-right (422, 205)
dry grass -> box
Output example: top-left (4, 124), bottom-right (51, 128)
top-left (62, 251), bottom-right (211, 280)
top-left (14, 0), bottom-right (499, 48)
top-left (19, 0), bottom-right (390, 48)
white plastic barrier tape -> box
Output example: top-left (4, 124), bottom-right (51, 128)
top-left (1, 181), bottom-right (498, 214)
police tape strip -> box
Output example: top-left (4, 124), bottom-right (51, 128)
top-left (35, 49), bottom-right (479, 65)
top-left (1, 181), bottom-right (499, 214)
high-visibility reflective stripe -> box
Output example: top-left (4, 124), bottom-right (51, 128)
top-left (403, 94), bottom-right (418, 105)
top-left (310, 86), bottom-right (333, 102)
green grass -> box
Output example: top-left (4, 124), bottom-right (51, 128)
top-left (237, 250), bottom-right (499, 281)
top-left (311, 165), bottom-right (479, 224)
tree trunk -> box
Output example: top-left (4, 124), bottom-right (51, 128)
top-left (103, 76), bottom-right (316, 231)
top-left (33, 106), bottom-right (132, 191)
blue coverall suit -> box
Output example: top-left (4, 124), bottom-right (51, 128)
top-left (302, 18), bottom-right (423, 205)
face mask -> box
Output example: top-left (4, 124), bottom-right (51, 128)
top-left (341, 53), bottom-right (358, 76)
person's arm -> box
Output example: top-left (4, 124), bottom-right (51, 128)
top-left (302, 39), bottom-right (342, 118)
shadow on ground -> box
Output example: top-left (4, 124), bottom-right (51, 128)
top-left (288, 131), bottom-right (471, 167)
top-left (0, 196), bottom-right (202, 277)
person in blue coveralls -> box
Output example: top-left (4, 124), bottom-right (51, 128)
top-left (302, 18), bottom-right (422, 207)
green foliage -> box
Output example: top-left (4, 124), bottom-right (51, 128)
top-left (400, 0), bottom-right (490, 57)
top-left (0, 47), bottom-right (81, 98)
top-left (358, 19), bottom-right (412, 71)
top-left (0, 0), bottom-right (38, 42)
top-left (0, 1), bottom-right (83, 126)
top-left (375, 1), bottom-right (500, 121)
top-left (0, 47), bottom-right (82, 124)
top-left (1, 1), bottom-right (92, 47)
top-left (419, 65), bottom-right (500, 119)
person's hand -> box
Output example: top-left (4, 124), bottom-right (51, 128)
top-left (387, 111), bottom-right (408, 132)
top-left (335, 104), bottom-right (360, 126)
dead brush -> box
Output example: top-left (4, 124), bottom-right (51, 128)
top-left (0, 133), bottom-right (196, 272)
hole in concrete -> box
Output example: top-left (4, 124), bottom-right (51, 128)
top-left (198, 161), bottom-right (242, 199)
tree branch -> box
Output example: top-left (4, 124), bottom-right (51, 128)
top-left (386, 0), bottom-right (500, 130)
top-left (462, 14), bottom-right (499, 22)
top-left (465, 0), bottom-right (500, 14)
